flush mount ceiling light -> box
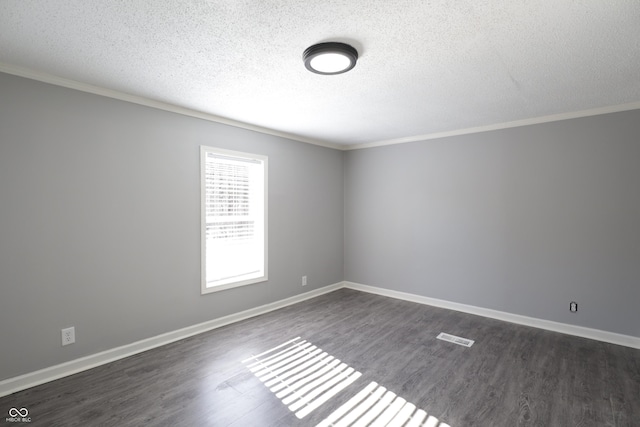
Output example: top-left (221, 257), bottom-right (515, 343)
top-left (303, 42), bottom-right (358, 75)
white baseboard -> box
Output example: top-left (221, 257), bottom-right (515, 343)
top-left (343, 281), bottom-right (640, 350)
top-left (3, 280), bottom-right (638, 397)
top-left (0, 282), bottom-right (344, 398)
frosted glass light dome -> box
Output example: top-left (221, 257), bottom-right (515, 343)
top-left (303, 42), bottom-right (358, 75)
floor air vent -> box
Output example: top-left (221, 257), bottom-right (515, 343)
top-left (437, 332), bottom-right (474, 347)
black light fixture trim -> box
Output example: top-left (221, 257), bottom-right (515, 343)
top-left (303, 42), bottom-right (358, 75)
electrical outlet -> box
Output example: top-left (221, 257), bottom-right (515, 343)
top-left (302, 275), bottom-right (307, 286)
top-left (61, 327), bottom-right (75, 346)
top-left (569, 302), bottom-right (578, 312)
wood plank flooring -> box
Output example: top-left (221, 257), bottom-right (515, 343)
top-left (1, 288), bottom-right (639, 426)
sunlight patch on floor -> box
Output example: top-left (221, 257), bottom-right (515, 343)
top-left (317, 381), bottom-right (450, 427)
top-left (242, 337), bottom-right (362, 419)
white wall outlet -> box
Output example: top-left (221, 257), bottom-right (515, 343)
top-left (302, 275), bottom-right (307, 286)
top-left (61, 327), bottom-right (75, 346)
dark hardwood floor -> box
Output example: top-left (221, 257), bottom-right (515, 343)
top-left (2, 288), bottom-right (639, 426)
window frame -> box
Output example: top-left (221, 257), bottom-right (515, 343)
top-left (200, 145), bottom-right (268, 294)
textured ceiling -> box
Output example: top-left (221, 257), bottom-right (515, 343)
top-left (1, 1), bottom-right (639, 148)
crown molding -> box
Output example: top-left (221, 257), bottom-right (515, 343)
top-left (3, 62), bottom-right (639, 152)
top-left (0, 62), bottom-right (342, 151)
top-left (344, 101), bottom-right (640, 150)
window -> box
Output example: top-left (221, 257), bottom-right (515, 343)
top-left (201, 146), bottom-right (267, 294)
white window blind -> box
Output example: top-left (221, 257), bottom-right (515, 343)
top-left (201, 146), bottom-right (267, 293)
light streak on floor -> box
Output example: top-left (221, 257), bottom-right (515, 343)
top-left (242, 337), bottom-right (362, 419)
top-left (316, 382), bottom-right (450, 427)
top-left (243, 338), bottom-right (450, 426)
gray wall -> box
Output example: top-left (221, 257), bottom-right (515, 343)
top-left (345, 110), bottom-right (640, 338)
top-left (0, 73), bottom-right (344, 381)
top-left (2, 70), bottom-right (639, 382)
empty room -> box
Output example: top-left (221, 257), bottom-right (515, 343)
top-left (1, 1), bottom-right (639, 426)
